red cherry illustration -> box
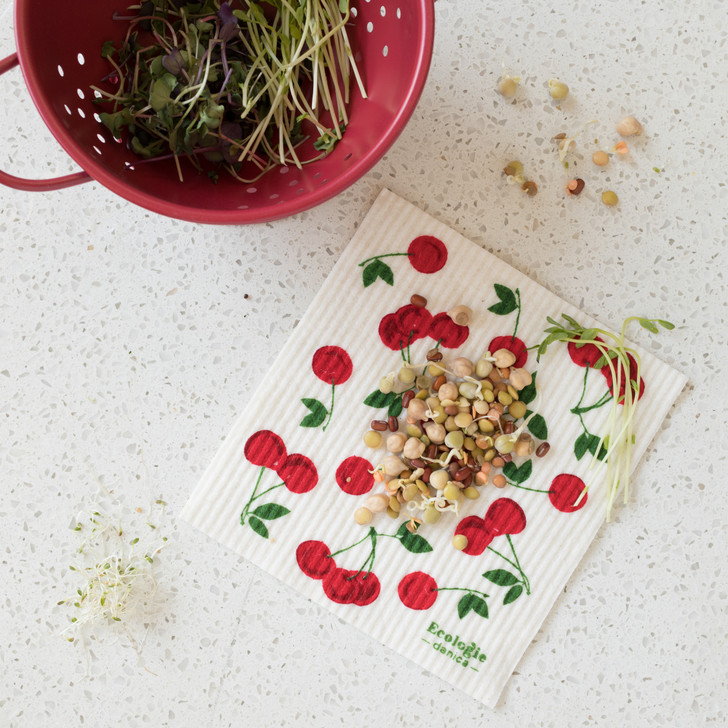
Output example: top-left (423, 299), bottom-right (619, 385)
top-left (453, 515), bottom-right (495, 556)
top-left (323, 567), bottom-right (361, 604)
top-left (311, 346), bottom-right (353, 386)
top-left (408, 235), bottom-right (448, 274)
top-left (429, 312), bottom-right (469, 349)
top-left (549, 474), bottom-right (588, 513)
top-left (567, 336), bottom-right (607, 368)
top-left (336, 455), bottom-right (375, 495)
top-left (397, 304), bottom-right (432, 341)
top-left (398, 571), bottom-right (438, 610)
top-left (483, 498), bottom-right (527, 536)
top-left (488, 335), bottom-right (528, 368)
top-left (601, 352), bottom-right (645, 403)
top-left (277, 453), bottom-right (318, 494)
top-left (244, 430), bottom-right (287, 470)
top-left (352, 572), bottom-right (381, 606)
top-left (379, 312), bottom-right (407, 350)
top-left (296, 540), bottom-right (335, 580)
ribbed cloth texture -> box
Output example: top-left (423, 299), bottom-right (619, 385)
top-left (181, 189), bottom-right (687, 707)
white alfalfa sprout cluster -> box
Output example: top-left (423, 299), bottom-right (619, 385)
top-left (59, 503), bottom-right (168, 642)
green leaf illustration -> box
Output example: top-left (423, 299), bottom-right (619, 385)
top-left (363, 389), bottom-right (395, 409)
top-left (527, 413), bottom-right (548, 440)
top-left (488, 283), bottom-right (518, 316)
top-left (503, 459), bottom-right (532, 485)
top-left (574, 432), bottom-right (591, 460)
top-left (387, 394), bottom-right (403, 418)
top-left (396, 522), bottom-right (433, 554)
top-left (503, 584), bottom-right (524, 605)
top-left (247, 515), bottom-right (269, 539)
top-left (252, 503), bottom-right (290, 520)
top-left (519, 372), bottom-right (537, 405)
top-left (362, 260), bottom-right (394, 288)
top-left (482, 569), bottom-right (519, 587)
top-left (300, 397), bottom-right (328, 428)
top-left (457, 593), bottom-right (489, 620)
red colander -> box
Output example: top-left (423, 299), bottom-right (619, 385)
top-left (0, 1), bottom-right (435, 224)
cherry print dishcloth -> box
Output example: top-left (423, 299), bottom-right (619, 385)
top-left (180, 188), bottom-right (686, 708)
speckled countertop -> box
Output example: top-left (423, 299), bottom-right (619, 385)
top-left (1, 0), bottom-right (726, 726)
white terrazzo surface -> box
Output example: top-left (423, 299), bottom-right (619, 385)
top-left (1, 0), bottom-right (726, 726)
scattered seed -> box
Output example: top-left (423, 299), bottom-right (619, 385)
top-left (566, 178), bottom-right (585, 196)
top-left (426, 348), bottom-right (443, 362)
top-left (592, 150), bottom-right (609, 167)
top-left (410, 294), bottom-right (427, 308)
top-left (401, 390), bottom-right (415, 408)
top-left (548, 78), bottom-right (569, 100)
top-left (363, 430), bottom-right (382, 448)
top-left (355, 507), bottom-right (373, 525)
top-left (616, 115), bottom-right (642, 137)
top-left (521, 180), bottom-right (538, 196)
top-left (493, 474), bottom-right (507, 488)
top-left (387, 415), bottom-right (398, 432)
top-left (371, 419), bottom-right (388, 431)
top-left (602, 190), bottom-right (619, 207)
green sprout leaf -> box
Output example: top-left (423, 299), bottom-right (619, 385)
top-left (519, 372), bottom-right (538, 405)
top-left (387, 395), bottom-right (404, 418)
top-left (363, 389), bottom-right (396, 409)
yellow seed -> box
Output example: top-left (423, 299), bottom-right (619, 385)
top-left (363, 430), bottom-right (382, 448)
top-left (507, 384), bottom-right (519, 400)
top-left (592, 150), bottom-right (609, 167)
top-left (403, 483), bottom-right (419, 501)
top-left (398, 366), bottom-right (415, 384)
top-left (388, 495), bottom-right (401, 513)
top-left (479, 419), bottom-right (495, 434)
top-left (508, 400), bottom-right (528, 419)
top-left (548, 79), bottom-right (569, 100)
top-left (423, 506), bottom-right (441, 524)
top-left (462, 486), bottom-right (480, 500)
top-left (452, 534), bottom-right (468, 551)
top-left (415, 389), bottom-right (429, 400)
top-left (354, 507), bottom-right (373, 525)
top-left (386, 506), bottom-right (398, 519)
top-left (483, 389), bottom-right (495, 403)
top-left (497, 76), bottom-right (519, 98)
top-left (428, 364), bottom-right (445, 376)
top-left (405, 423), bottom-right (423, 438)
top-left (497, 391), bottom-right (513, 406)
top-left (602, 190), bottom-right (619, 206)
top-left (454, 412), bottom-right (473, 429)
top-left (443, 483), bottom-right (462, 501)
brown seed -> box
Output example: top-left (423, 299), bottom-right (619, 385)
top-left (493, 474), bottom-right (507, 488)
top-left (421, 466), bottom-right (432, 483)
top-left (567, 178), bottom-right (585, 196)
top-left (488, 369), bottom-right (501, 384)
top-left (425, 444), bottom-right (438, 459)
top-left (463, 472), bottom-right (473, 487)
top-left (388, 415), bottom-right (398, 432)
top-left (402, 390), bottom-right (415, 408)
top-left (454, 467), bottom-right (470, 482)
top-left (536, 442), bottom-right (551, 457)
top-left (410, 294), bottom-right (427, 308)
top-left (433, 375), bottom-right (447, 391)
top-left (503, 421), bottom-right (515, 434)
top-left (371, 420), bottom-right (388, 431)
top-left (448, 462), bottom-right (459, 477)
top-left (498, 367), bottom-right (511, 379)
top-left (409, 458), bottom-right (425, 469)
top-left (522, 180), bottom-right (538, 196)
top-left (444, 405), bottom-right (459, 416)
top-left (474, 471), bottom-right (488, 485)
top-left (501, 453), bottom-right (513, 463)
top-left (491, 456), bottom-right (505, 468)
top-left (426, 348), bottom-right (443, 362)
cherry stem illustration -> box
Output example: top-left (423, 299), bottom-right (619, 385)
top-left (358, 252), bottom-right (411, 267)
top-left (571, 366), bottom-right (613, 426)
top-left (511, 288), bottom-right (522, 342)
top-left (487, 535), bottom-right (531, 594)
top-left (507, 481), bottom-right (553, 495)
top-left (435, 586), bottom-right (491, 600)
top-left (241, 466), bottom-right (265, 522)
top-left (322, 380), bottom-right (336, 432)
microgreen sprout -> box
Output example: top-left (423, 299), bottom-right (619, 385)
top-left (93, 0), bottom-right (366, 182)
top-left (59, 502), bottom-right (168, 661)
top-left (536, 315), bottom-right (675, 520)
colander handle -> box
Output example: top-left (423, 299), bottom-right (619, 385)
top-left (0, 53), bottom-right (91, 192)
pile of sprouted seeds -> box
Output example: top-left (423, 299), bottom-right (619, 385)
top-left (93, 0), bottom-right (365, 182)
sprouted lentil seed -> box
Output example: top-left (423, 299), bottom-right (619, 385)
top-left (354, 322), bottom-right (548, 532)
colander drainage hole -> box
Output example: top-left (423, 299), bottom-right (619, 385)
top-left (77, 108), bottom-right (86, 118)
top-left (77, 88), bottom-right (85, 100)
top-left (96, 133), bottom-right (106, 143)
top-left (246, 187), bottom-right (257, 194)
top-left (350, 7), bottom-right (357, 16)
top-left (57, 65), bottom-right (64, 77)
top-left (380, 5), bottom-right (386, 16)
top-left (366, 21), bottom-right (373, 32)
top-left (382, 45), bottom-right (388, 57)
top-left (93, 146), bottom-right (102, 155)
top-left (64, 104), bottom-right (72, 115)
top-left (77, 53), bottom-right (85, 65)
top-left (396, 8), bottom-right (401, 19)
